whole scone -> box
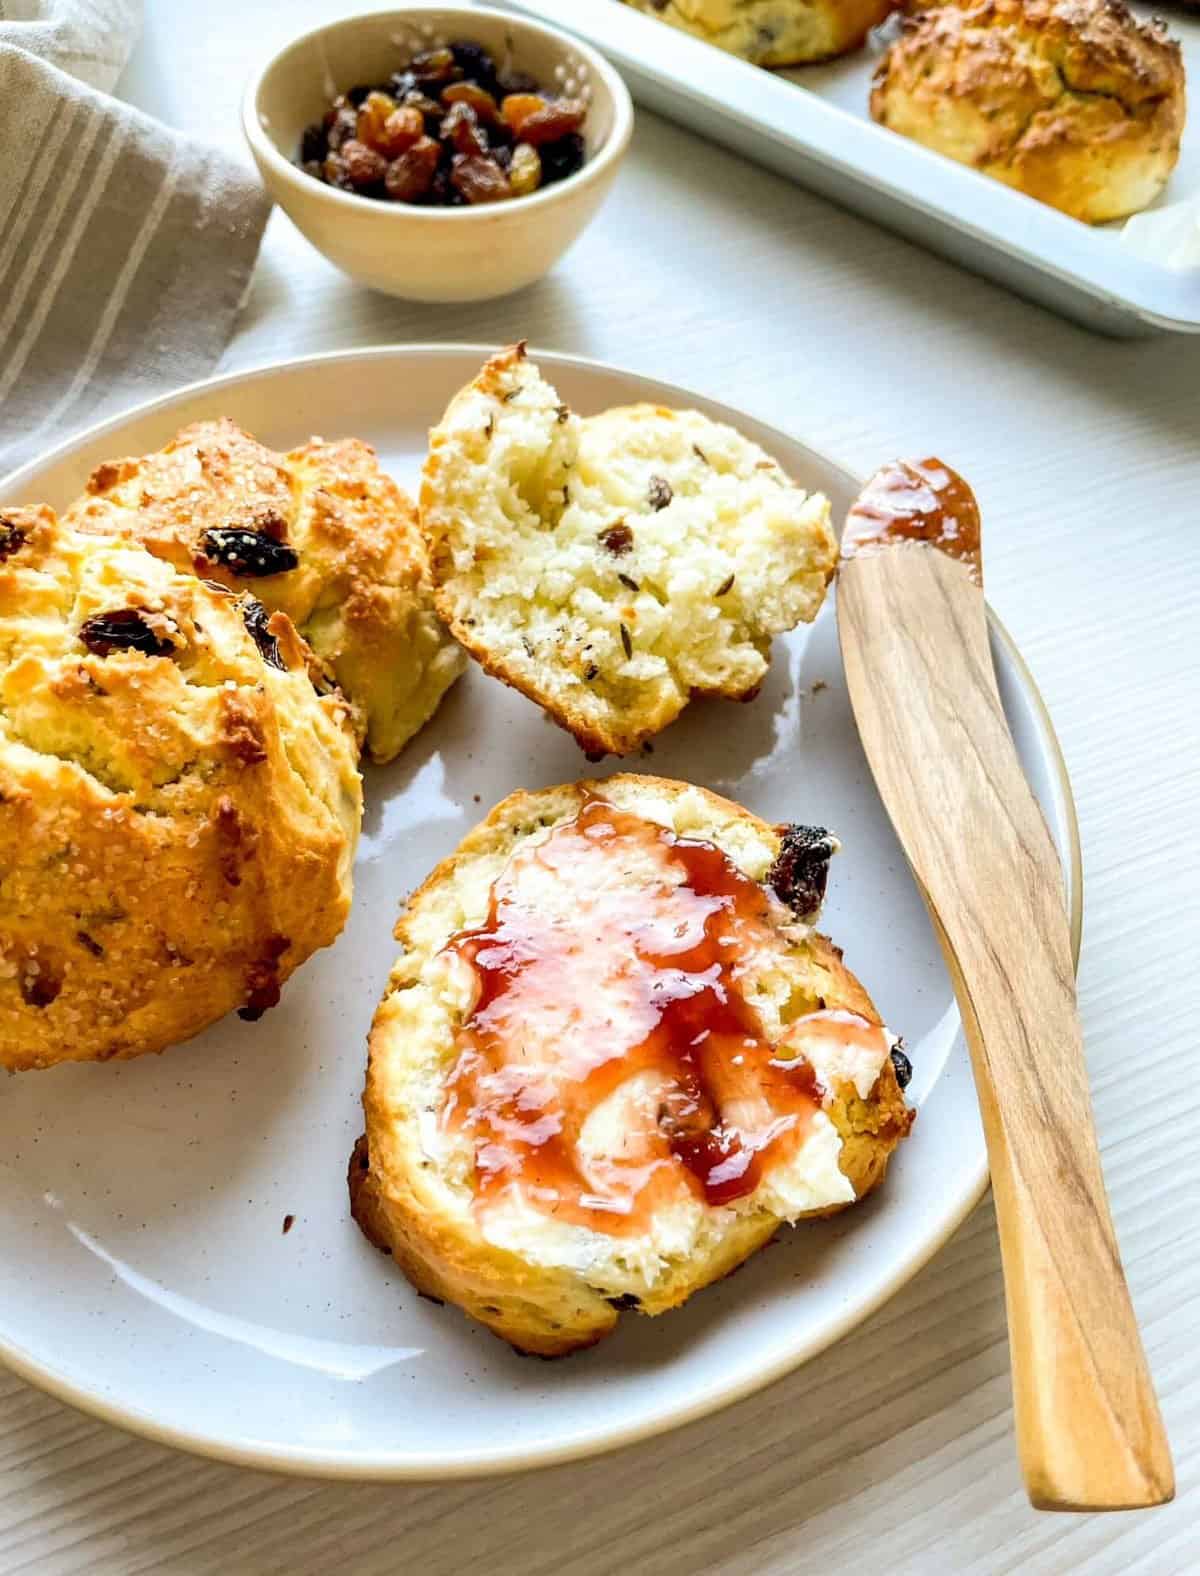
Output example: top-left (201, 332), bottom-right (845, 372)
top-left (421, 346), bottom-right (839, 756)
top-left (0, 507), bottom-right (362, 1071)
top-left (351, 774), bottom-right (913, 1356)
top-left (65, 418), bottom-right (465, 764)
top-left (622, 0), bottom-right (899, 65)
top-left (870, 0), bottom-right (1186, 224)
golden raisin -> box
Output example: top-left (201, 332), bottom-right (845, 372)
top-left (501, 92), bottom-right (549, 135)
top-left (508, 142), bottom-right (541, 197)
top-left (384, 136), bottom-right (441, 202)
top-left (517, 99), bottom-right (587, 147)
top-left (451, 154), bottom-right (511, 204)
top-left (356, 91), bottom-right (397, 150)
top-left (441, 80), bottom-right (501, 126)
top-left (376, 104), bottom-right (425, 157)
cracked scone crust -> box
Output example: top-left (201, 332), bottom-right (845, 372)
top-left (870, 0), bottom-right (1185, 224)
top-left (0, 507), bottom-right (362, 1071)
top-left (351, 774), bottom-right (913, 1357)
top-left (621, 0), bottom-right (899, 65)
top-left (64, 417), bottom-right (465, 765)
top-left (420, 347), bottom-right (839, 756)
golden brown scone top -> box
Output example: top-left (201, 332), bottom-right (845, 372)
top-left (622, 0), bottom-right (900, 66)
top-left (871, 0), bottom-right (1185, 224)
top-left (0, 506), bottom-right (362, 1070)
top-left (64, 418), bottom-right (464, 764)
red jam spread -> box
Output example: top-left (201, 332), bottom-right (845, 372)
top-left (843, 457), bottom-right (982, 585)
top-left (440, 799), bottom-right (880, 1234)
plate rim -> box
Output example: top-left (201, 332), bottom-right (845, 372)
top-left (0, 343), bottom-right (1082, 1479)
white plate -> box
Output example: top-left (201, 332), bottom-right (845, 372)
top-left (0, 346), bottom-right (1079, 1479)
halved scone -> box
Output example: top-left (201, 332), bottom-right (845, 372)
top-left (64, 418), bottom-right (466, 764)
top-left (420, 346), bottom-right (839, 756)
top-left (351, 774), bottom-right (913, 1356)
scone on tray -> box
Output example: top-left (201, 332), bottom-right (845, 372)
top-left (351, 774), bottom-right (913, 1356)
top-left (621, 0), bottom-right (899, 66)
top-left (0, 506), bottom-right (362, 1071)
top-left (65, 417), bottom-right (465, 765)
top-left (870, 0), bottom-right (1186, 224)
top-left (420, 346), bottom-right (839, 756)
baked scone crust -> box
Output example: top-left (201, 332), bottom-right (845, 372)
top-left (420, 346), bottom-right (839, 756)
top-left (64, 418), bottom-right (465, 764)
top-left (0, 506), bottom-right (362, 1071)
top-left (622, 0), bottom-right (899, 65)
top-left (870, 0), bottom-right (1186, 224)
top-left (352, 774), bottom-right (912, 1356)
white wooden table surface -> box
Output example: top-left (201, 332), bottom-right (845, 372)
top-left (3, 4), bottom-right (1198, 1572)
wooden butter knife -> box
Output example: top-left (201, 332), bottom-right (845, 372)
top-left (836, 458), bottom-right (1173, 1512)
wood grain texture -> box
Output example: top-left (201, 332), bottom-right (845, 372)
top-left (0, 0), bottom-right (1198, 1570)
top-left (838, 540), bottom-right (1172, 1510)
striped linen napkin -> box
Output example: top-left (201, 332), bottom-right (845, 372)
top-left (0, 0), bottom-right (271, 481)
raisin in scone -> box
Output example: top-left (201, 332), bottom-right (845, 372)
top-left (64, 418), bottom-right (465, 764)
top-left (420, 347), bottom-right (839, 756)
top-left (351, 774), bottom-right (913, 1356)
top-left (0, 507), bottom-right (362, 1071)
top-left (622, 0), bottom-right (898, 65)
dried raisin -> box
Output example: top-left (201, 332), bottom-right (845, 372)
top-left (340, 139), bottom-right (388, 188)
top-left (599, 522), bottom-right (633, 555)
top-left (890, 1046), bottom-right (913, 1089)
top-left (449, 41), bottom-right (499, 89)
top-left (356, 90), bottom-right (398, 150)
top-left (766, 826), bottom-right (836, 918)
top-left (201, 527), bottom-right (299, 578)
top-left (508, 142), bottom-right (541, 196)
top-left (79, 608), bottom-right (176, 659)
top-left (239, 597), bottom-right (286, 670)
top-left (441, 80), bottom-right (501, 126)
top-left (451, 153), bottom-right (511, 204)
top-left (515, 99), bottom-right (586, 147)
top-left (385, 136), bottom-right (440, 202)
top-left (410, 46), bottom-right (461, 87)
top-left (647, 475), bottom-right (672, 511)
top-left (0, 516), bottom-right (27, 559)
top-left (539, 132), bottom-right (586, 184)
top-left (440, 101), bottom-right (489, 158)
top-left (376, 105), bottom-right (425, 158)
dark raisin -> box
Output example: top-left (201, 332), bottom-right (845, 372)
top-left (584, 663), bottom-right (599, 681)
top-left (300, 122), bottom-right (327, 163)
top-left (599, 521), bottom-right (633, 555)
top-left (385, 137), bottom-right (441, 202)
top-left (201, 527), bottom-right (298, 578)
top-left (767, 825), bottom-right (837, 918)
top-left (620, 623), bottom-right (633, 658)
top-left (451, 153), bottom-right (510, 204)
top-left (0, 517), bottom-right (27, 558)
top-left (79, 608), bottom-right (175, 658)
top-left (346, 83), bottom-right (375, 107)
top-left (715, 573), bottom-right (735, 596)
top-left (239, 596), bottom-right (286, 670)
top-left (606, 1294), bottom-right (642, 1311)
top-left (19, 964), bottom-right (62, 1009)
top-left (538, 131), bottom-right (585, 185)
top-left (449, 41), bottom-right (499, 89)
top-left (618, 573), bottom-right (639, 592)
top-left (340, 138), bottom-right (388, 189)
top-left (76, 931), bottom-right (105, 958)
top-left (647, 475), bottom-right (672, 511)
top-left (890, 1046), bottom-right (914, 1090)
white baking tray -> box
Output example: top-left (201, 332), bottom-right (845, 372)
top-left (500, 0), bottom-right (1200, 336)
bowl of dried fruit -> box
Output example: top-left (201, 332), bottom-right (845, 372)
top-left (243, 6), bottom-right (633, 302)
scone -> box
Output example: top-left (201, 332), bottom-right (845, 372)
top-left (351, 774), bottom-right (913, 1356)
top-left (65, 418), bottom-right (465, 764)
top-left (870, 0), bottom-right (1186, 224)
top-left (0, 506), bottom-right (362, 1071)
top-left (621, 0), bottom-right (899, 65)
top-left (420, 346), bottom-right (839, 756)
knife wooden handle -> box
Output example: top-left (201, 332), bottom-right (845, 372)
top-left (838, 545), bottom-right (1173, 1511)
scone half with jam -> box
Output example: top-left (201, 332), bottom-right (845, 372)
top-left (420, 346), bottom-right (839, 756)
top-left (65, 417), bottom-right (465, 765)
top-left (351, 774), bottom-right (913, 1356)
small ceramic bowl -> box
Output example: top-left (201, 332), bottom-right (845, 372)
top-left (242, 6), bottom-right (633, 303)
